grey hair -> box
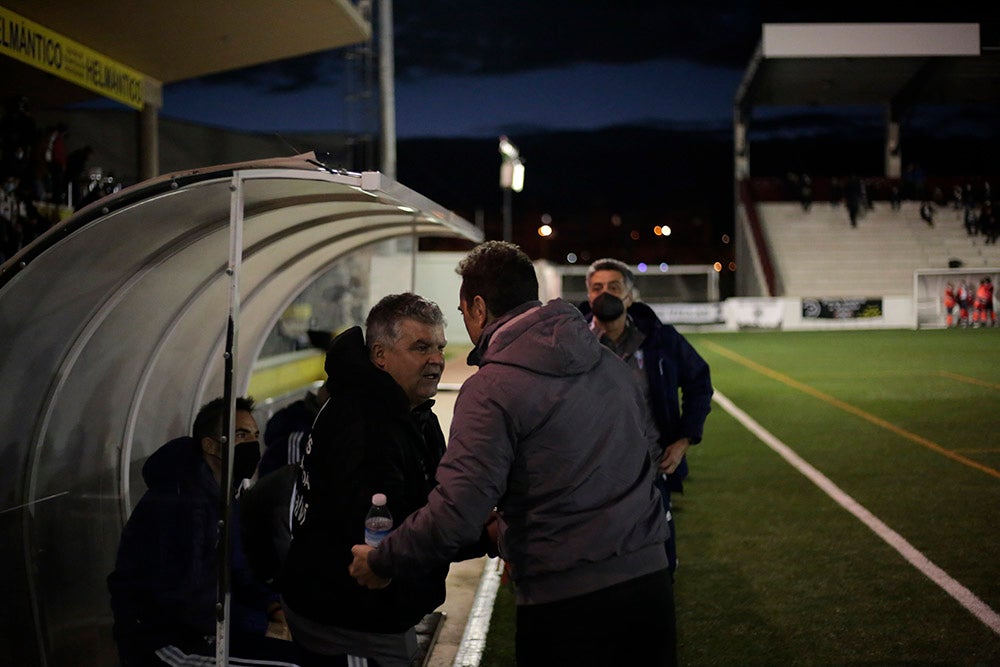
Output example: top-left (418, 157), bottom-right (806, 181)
top-left (586, 258), bottom-right (635, 290)
top-left (365, 293), bottom-right (445, 350)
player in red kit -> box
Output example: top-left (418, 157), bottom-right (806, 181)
top-left (943, 282), bottom-right (957, 327)
top-left (974, 277), bottom-right (995, 327)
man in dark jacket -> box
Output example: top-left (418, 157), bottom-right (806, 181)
top-left (259, 383), bottom-right (328, 477)
top-left (280, 293), bottom-right (450, 667)
top-left (107, 396), bottom-right (313, 666)
top-left (350, 242), bottom-right (676, 665)
top-left (584, 257), bottom-right (713, 575)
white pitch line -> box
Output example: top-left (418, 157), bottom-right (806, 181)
top-left (452, 557), bottom-right (504, 667)
top-left (713, 390), bottom-right (1000, 635)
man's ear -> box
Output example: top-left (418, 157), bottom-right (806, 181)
top-left (472, 295), bottom-right (489, 326)
top-left (370, 342), bottom-right (386, 369)
top-left (200, 436), bottom-right (219, 458)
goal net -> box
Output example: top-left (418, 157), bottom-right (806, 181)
top-left (914, 267), bottom-right (999, 329)
top-left (554, 264), bottom-right (719, 307)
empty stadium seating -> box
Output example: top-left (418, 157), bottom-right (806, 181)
top-left (758, 201), bottom-right (1000, 297)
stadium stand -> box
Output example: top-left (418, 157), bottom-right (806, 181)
top-left (758, 199), bottom-right (1000, 298)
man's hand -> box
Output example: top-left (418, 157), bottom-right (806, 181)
top-left (483, 509), bottom-right (501, 558)
top-left (265, 614), bottom-right (292, 641)
top-left (659, 438), bottom-right (690, 476)
top-left (349, 545), bottom-right (391, 589)
top-left (265, 605), bottom-right (292, 640)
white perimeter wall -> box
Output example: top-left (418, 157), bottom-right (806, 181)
top-left (723, 296), bottom-right (915, 331)
top-left (375, 252), bottom-right (921, 333)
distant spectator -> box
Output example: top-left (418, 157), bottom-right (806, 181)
top-left (0, 96), bottom-right (36, 183)
top-left (66, 145), bottom-right (94, 208)
top-left (784, 171), bottom-right (800, 201)
top-left (963, 182), bottom-right (977, 208)
top-left (920, 201), bottom-right (935, 227)
top-left (34, 123), bottom-right (68, 203)
top-left (903, 162), bottom-right (926, 201)
top-left (829, 176), bottom-right (844, 207)
top-left (980, 201), bottom-right (997, 244)
top-left (889, 181), bottom-right (902, 211)
top-left (799, 173), bottom-right (813, 212)
top-left (964, 210), bottom-right (980, 236)
top-left (846, 174), bottom-right (863, 228)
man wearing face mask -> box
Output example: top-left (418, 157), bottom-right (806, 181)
top-left (107, 396), bottom-right (315, 666)
top-left (583, 258), bottom-right (714, 577)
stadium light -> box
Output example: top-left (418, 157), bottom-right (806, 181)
top-left (499, 135), bottom-right (525, 242)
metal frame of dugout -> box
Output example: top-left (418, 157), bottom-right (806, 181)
top-left (0, 152), bottom-right (482, 666)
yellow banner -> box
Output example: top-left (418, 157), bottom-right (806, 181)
top-left (0, 5), bottom-right (148, 110)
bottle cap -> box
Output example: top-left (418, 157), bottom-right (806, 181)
top-left (371, 493), bottom-right (387, 506)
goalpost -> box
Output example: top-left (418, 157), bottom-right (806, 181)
top-left (553, 264), bottom-right (719, 306)
top-left (913, 267), bottom-right (1000, 329)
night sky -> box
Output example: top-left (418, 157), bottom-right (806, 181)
top-left (156, 2), bottom-right (999, 139)
top-left (144, 3), bottom-right (1000, 277)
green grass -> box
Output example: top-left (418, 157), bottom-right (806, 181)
top-left (479, 328), bottom-right (1000, 665)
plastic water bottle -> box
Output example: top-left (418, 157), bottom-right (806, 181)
top-left (364, 493), bottom-right (393, 547)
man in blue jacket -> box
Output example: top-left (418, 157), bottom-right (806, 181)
top-left (583, 257), bottom-right (713, 576)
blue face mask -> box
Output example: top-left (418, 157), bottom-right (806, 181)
top-left (592, 292), bottom-right (625, 322)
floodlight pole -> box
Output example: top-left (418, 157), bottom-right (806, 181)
top-left (378, 0), bottom-right (396, 180)
top-left (502, 188), bottom-right (512, 243)
top-left (499, 135), bottom-right (523, 243)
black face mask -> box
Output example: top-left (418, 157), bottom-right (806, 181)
top-left (232, 440), bottom-right (261, 483)
top-left (592, 292), bottom-right (626, 322)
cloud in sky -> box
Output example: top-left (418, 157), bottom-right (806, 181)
top-left (393, 59), bottom-right (742, 137)
top-left (156, 2), bottom-right (1000, 137)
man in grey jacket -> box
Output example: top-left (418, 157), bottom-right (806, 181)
top-left (350, 241), bottom-right (675, 665)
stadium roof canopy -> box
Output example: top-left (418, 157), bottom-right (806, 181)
top-left (733, 23), bottom-right (1000, 177)
top-left (3, 0), bottom-right (370, 110)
